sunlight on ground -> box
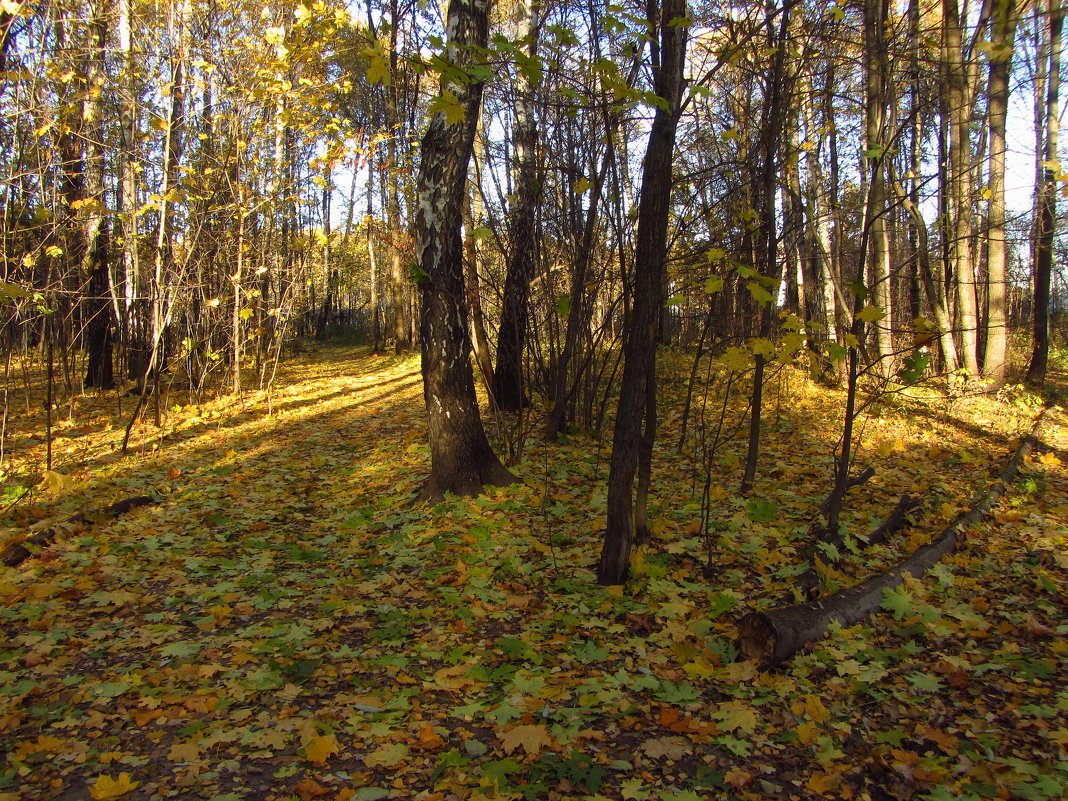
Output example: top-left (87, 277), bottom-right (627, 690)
top-left (1, 348), bottom-right (1065, 801)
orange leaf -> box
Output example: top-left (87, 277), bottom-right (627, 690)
top-left (304, 734), bottom-right (340, 766)
top-left (416, 723), bottom-right (446, 750)
top-left (806, 772), bottom-right (836, 795)
top-left (724, 767), bottom-right (753, 790)
top-left (294, 778), bottom-right (330, 800)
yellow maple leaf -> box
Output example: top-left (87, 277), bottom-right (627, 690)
top-left (303, 733), bottom-right (340, 766)
top-left (803, 694), bottom-right (830, 723)
top-left (806, 771), bottom-right (836, 794)
top-left (1038, 451), bottom-right (1061, 467)
top-left (89, 773), bottom-right (139, 800)
top-left (713, 700), bottom-right (758, 734)
top-left (499, 724), bottom-right (554, 756)
top-left (168, 740), bottom-right (200, 762)
top-left (795, 720), bottom-right (822, 746)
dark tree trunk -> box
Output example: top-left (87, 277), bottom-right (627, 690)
top-left (84, 224), bottom-right (114, 389)
top-left (492, 0), bottom-right (541, 412)
top-left (1028, 0), bottom-right (1063, 385)
top-left (598, 0), bottom-right (688, 585)
top-left (416, 0), bottom-right (516, 503)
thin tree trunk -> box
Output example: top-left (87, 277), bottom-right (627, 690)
top-left (983, 0), bottom-right (1018, 384)
top-left (944, 0), bottom-right (981, 377)
top-left (1028, 0), bottom-right (1063, 384)
top-left (492, 0), bottom-right (541, 412)
top-left (864, 0), bottom-right (895, 375)
top-left (599, 0), bottom-right (688, 585)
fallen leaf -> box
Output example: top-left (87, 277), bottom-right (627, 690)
top-left (362, 742), bottom-right (408, 768)
top-left (294, 778), bottom-right (330, 800)
top-left (712, 700), bottom-right (758, 734)
top-left (724, 767), bottom-right (753, 789)
top-left (89, 773), bottom-right (139, 800)
top-left (304, 734), bottom-right (340, 766)
top-left (807, 772), bottom-right (836, 794)
top-left (499, 724), bottom-right (553, 756)
top-left (641, 735), bottom-right (690, 760)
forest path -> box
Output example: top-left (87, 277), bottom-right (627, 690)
top-left (0, 346), bottom-right (1065, 801)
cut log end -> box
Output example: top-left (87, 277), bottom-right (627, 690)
top-left (736, 612), bottom-right (777, 666)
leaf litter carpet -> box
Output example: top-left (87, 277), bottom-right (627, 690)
top-left (1, 348), bottom-right (1065, 801)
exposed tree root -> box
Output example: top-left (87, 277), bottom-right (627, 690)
top-left (737, 406), bottom-right (1052, 668)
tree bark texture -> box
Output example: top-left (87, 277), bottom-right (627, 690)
top-left (1028, 0), bottom-right (1063, 385)
top-left (492, 0), bottom-right (541, 412)
top-left (82, 2), bottom-right (113, 388)
top-left (416, 0), bottom-right (516, 503)
top-left (982, 0), bottom-right (1017, 385)
top-left (598, 0), bottom-right (688, 585)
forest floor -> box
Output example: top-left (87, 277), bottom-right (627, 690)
top-left (1, 346), bottom-right (1066, 801)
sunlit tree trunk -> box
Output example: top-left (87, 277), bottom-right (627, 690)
top-left (943, 0), bottom-right (981, 377)
top-left (416, 0), bottom-right (515, 502)
top-left (863, 0), bottom-right (895, 374)
top-left (983, 0), bottom-right (1017, 385)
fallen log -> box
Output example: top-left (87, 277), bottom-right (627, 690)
top-left (737, 407), bottom-right (1051, 668)
top-left (1, 495), bottom-right (158, 568)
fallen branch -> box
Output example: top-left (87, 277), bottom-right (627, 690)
top-left (865, 493), bottom-right (923, 548)
top-left (737, 407), bottom-right (1051, 668)
top-left (1, 495), bottom-right (158, 568)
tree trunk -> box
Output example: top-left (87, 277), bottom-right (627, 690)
top-left (415, 0), bottom-right (515, 503)
top-left (599, 0), bottom-right (688, 585)
top-left (1028, 0), bottom-right (1063, 385)
top-left (492, 0), bottom-right (541, 412)
top-left (983, 0), bottom-right (1018, 385)
top-left (388, 0), bottom-right (411, 353)
top-left (943, 0), bottom-right (981, 377)
top-left (82, 1), bottom-right (113, 389)
top-left (864, 0), bottom-right (895, 375)
top-left (740, 4), bottom-right (792, 493)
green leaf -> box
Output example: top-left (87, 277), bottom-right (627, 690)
top-left (409, 263), bottom-right (431, 285)
top-left (554, 295), bottom-right (570, 316)
top-left (881, 585), bottom-right (913, 620)
top-left (428, 90), bottom-right (466, 125)
top-left (481, 757), bottom-right (523, 790)
top-left (906, 672), bottom-right (943, 693)
top-left (160, 640), bottom-right (202, 659)
top-left (703, 275), bottom-right (724, 295)
top-left (745, 498), bottom-right (778, 523)
top-left (856, 305), bottom-right (885, 324)
top-left (747, 281), bottom-right (773, 304)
